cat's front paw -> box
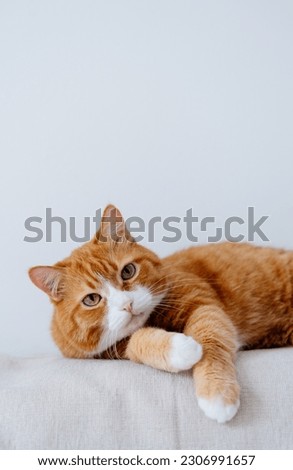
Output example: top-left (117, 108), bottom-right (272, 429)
top-left (168, 333), bottom-right (202, 372)
top-left (197, 395), bottom-right (240, 424)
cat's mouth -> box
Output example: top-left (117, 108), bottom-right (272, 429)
top-left (126, 311), bottom-right (145, 325)
top-left (126, 309), bottom-right (149, 327)
top-left (132, 310), bottom-right (144, 317)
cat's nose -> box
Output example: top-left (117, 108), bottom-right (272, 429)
top-left (123, 301), bottom-right (133, 314)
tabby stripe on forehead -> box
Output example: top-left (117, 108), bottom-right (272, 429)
top-left (95, 259), bottom-right (117, 274)
top-left (81, 268), bottom-right (99, 287)
top-left (85, 279), bottom-right (98, 290)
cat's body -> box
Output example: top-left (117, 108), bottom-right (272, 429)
top-left (29, 206), bottom-right (293, 424)
top-left (153, 242), bottom-right (293, 349)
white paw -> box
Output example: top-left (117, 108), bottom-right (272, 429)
top-left (197, 395), bottom-right (240, 423)
top-left (168, 334), bottom-right (202, 372)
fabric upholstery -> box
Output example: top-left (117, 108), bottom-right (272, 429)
top-left (0, 349), bottom-right (292, 449)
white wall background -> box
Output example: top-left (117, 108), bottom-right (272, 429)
top-left (0, 1), bottom-right (293, 357)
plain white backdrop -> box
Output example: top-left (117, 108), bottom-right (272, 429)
top-left (0, 1), bottom-right (293, 357)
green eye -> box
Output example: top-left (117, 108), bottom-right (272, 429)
top-left (82, 293), bottom-right (101, 307)
top-left (121, 263), bottom-right (136, 280)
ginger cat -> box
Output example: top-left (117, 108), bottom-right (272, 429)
top-left (29, 205), bottom-right (293, 423)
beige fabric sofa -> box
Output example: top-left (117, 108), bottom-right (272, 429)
top-left (0, 348), bottom-right (292, 450)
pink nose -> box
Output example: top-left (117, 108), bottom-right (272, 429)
top-left (123, 301), bottom-right (133, 314)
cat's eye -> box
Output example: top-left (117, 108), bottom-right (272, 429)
top-left (121, 263), bottom-right (136, 280)
top-left (82, 293), bottom-right (101, 307)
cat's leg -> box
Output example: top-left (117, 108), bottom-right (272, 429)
top-left (184, 305), bottom-right (240, 424)
top-left (125, 327), bottom-right (202, 373)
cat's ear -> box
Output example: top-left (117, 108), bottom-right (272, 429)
top-left (96, 204), bottom-right (134, 242)
top-left (28, 266), bottom-right (64, 301)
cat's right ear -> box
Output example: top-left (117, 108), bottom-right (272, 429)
top-left (28, 266), bottom-right (64, 301)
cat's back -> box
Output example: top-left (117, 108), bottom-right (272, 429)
top-left (162, 242), bottom-right (293, 311)
top-left (163, 242), bottom-right (290, 273)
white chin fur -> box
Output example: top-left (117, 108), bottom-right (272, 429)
top-left (95, 310), bottom-right (150, 355)
top-left (93, 283), bottom-right (164, 356)
top-left (197, 395), bottom-right (240, 423)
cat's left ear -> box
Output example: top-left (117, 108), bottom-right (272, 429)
top-left (95, 205), bottom-right (135, 243)
top-left (28, 266), bottom-right (64, 301)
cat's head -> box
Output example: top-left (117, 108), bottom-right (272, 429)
top-left (29, 205), bottom-right (167, 358)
